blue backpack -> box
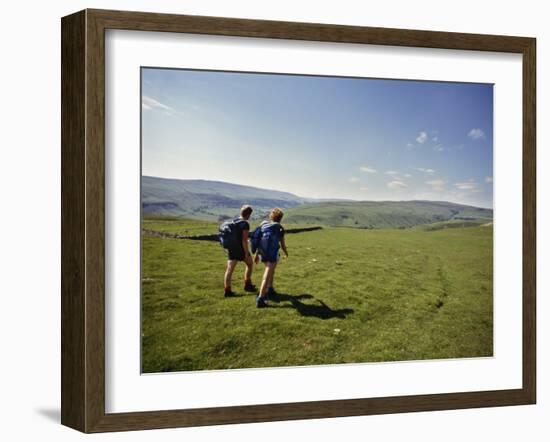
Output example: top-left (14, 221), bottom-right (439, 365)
top-left (218, 218), bottom-right (243, 250)
top-left (254, 221), bottom-right (282, 261)
top-left (249, 225), bottom-right (262, 254)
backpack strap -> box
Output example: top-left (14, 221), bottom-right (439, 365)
top-left (235, 217), bottom-right (250, 229)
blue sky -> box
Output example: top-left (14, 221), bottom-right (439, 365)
top-left (142, 68), bottom-right (493, 208)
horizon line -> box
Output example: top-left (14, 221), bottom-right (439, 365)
top-left (142, 174), bottom-right (494, 210)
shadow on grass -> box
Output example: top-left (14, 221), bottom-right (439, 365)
top-left (224, 293), bottom-right (246, 298)
top-left (271, 293), bottom-right (354, 320)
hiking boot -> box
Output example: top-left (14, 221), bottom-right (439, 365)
top-left (256, 295), bottom-right (268, 308)
top-left (224, 290), bottom-right (237, 298)
top-left (244, 283), bottom-right (258, 292)
top-left (266, 287), bottom-right (279, 302)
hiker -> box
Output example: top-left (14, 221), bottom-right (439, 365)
top-left (253, 208), bottom-right (288, 308)
top-left (220, 205), bottom-right (257, 297)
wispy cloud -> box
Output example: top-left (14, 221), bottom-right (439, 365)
top-left (416, 167), bottom-right (436, 174)
top-left (416, 131), bottom-right (428, 144)
top-left (426, 179), bottom-right (446, 191)
top-left (348, 176), bottom-right (360, 183)
top-left (485, 176), bottom-right (493, 183)
top-left (433, 144), bottom-right (444, 152)
top-left (404, 173), bottom-right (412, 178)
top-left (359, 165), bottom-right (377, 173)
top-left (386, 170), bottom-right (399, 176)
top-left (142, 95), bottom-right (173, 112)
top-left (387, 180), bottom-right (407, 190)
top-left (468, 128), bottom-right (486, 140)
top-left (455, 179), bottom-right (478, 190)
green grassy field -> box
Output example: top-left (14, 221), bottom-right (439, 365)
top-left (284, 200), bottom-right (492, 229)
top-left (141, 218), bottom-right (493, 373)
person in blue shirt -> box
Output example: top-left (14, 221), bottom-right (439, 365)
top-left (254, 208), bottom-right (288, 308)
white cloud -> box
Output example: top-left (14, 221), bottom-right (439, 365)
top-left (359, 165), bottom-right (377, 173)
top-left (485, 176), bottom-right (493, 183)
top-left (142, 95), bottom-right (173, 111)
top-left (406, 142), bottom-right (414, 148)
top-left (386, 170), bottom-right (399, 175)
top-left (348, 176), bottom-right (360, 183)
top-left (426, 179), bottom-right (446, 191)
top-left (468, 128), bottom-right (486, 140)
top-left (417, 168), bottom-right (436, 174)
top-left (416, 131), bottom-right (428, 144)
top-left (387, 180), bottom-right (407, 190)
top-left (455, 180), bottom-right (478, 190)
top-left (404, 173), bottom-right (412, 178)
top-left (433, 144), bottom-right (444, 152)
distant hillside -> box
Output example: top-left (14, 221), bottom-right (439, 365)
top-left (142, 176), bottom-right (492, 228)
top-left (284, 200), bottom-right (492, 229)
top-left (142, 176), bottom-right (306, 220)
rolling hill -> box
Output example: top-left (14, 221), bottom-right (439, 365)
top-left (142, 176), bottom-right (492, 228)
top-left (142, 176), bottom-right (308, 220)
top-left (284, 200), bottom-right (493, 229)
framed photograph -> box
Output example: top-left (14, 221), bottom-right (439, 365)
top-left (61, 9), bottom-right (536, 433)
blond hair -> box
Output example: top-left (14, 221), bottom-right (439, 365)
top-left (269, 207), bottom-right (284, 223)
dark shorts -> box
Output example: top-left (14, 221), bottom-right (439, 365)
top-left (228, 246), bottom-right (246, 261)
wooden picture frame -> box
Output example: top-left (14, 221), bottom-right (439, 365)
top-left (61, 8), bottom-right (536, 433)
